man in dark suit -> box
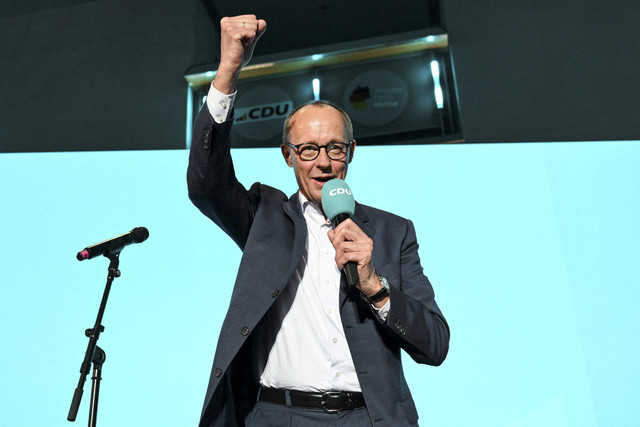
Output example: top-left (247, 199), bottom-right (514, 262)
top-left (187, 14), bottom-right (449, 427)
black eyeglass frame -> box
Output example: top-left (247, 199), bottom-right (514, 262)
top-left (284, 141), bottom-right (354, 161)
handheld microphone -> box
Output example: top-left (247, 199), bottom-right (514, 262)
top-left (321, 179), bottom-right (359, 287)
top-left (76, 227), bottom-right (149, 261)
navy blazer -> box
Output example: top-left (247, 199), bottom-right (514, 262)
top-left (187, 106), bottom-right (449, 426)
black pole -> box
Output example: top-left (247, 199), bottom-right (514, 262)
top-left (88, 346), bottom-right (106, 427)
top-left (68, 252), bottom-right (121, 424)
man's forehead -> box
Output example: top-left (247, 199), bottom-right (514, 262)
top-left (289, 104), bottom-right (344, 129)
top-left (291, 103), bottom-right (339, 119)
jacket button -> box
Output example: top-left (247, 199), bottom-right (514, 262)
top-left (271, 289), bottom-right (279, 297)
top-left (215, 368), bottom-right (222, 377)
top-left (394, 321), bottom-right (406, 336)
top-left (241, 326), bottom-right (249, 336)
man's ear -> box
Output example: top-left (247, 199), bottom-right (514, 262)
top-left (281, 144), bottom-right (293, 167)
top-left (347, 140), bottom-right (356, 164)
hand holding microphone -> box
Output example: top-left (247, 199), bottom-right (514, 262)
top-left (322, 179), bottom-right (376, 291)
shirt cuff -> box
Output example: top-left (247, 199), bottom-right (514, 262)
top-left (372, 299), bottom-right (390, 323)
top-left (206, 83), bottom-right (236, 124)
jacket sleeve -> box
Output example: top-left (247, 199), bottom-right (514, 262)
top-left (381, 219), bottom-right (450, 366)
top-left (187, 105), bottom-right (260, 249)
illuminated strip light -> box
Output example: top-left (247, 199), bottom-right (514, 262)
top-left (312, 78), bottom-right (321, 100)
top-left (430, 60), bottom-right (444, 109)
top-left (186, 87), bottom-right (193, 148)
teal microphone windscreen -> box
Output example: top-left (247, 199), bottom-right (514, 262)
top-left (321, 179), bottom-right (355, 221)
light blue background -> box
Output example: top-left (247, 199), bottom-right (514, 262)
top-left (1, 140), bottom-right (638, 426)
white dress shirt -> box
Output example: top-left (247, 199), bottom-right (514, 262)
top-left (259, 195), bottom-right (361, 391)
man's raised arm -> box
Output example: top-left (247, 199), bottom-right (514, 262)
top-left (187, 15), bottom-right (267, 248)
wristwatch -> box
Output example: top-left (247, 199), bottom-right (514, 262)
top-left (360, 276), bottom-right (390, 304)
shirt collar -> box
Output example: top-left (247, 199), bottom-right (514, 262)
top-left (298, 192), bottom-right (331, 226)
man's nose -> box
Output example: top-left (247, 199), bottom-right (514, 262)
top-left (315, 147), bottom-right (331, 166)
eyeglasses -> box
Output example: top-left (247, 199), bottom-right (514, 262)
top-left (284, 141), bottom-right (352, 161)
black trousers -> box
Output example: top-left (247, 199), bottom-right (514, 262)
top-left (245, 401), bottom-right (372, 426)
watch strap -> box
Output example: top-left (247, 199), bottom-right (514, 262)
top-left (360, 276), bottom-right (390, 304)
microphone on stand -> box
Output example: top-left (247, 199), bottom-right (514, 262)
top-left (321, 179), bottom-right (359, 287)
top-left (76, 227), bottom-right (149, 261)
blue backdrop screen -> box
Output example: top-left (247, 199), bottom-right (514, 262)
top-left (1, 141), bottom-right (638, 426)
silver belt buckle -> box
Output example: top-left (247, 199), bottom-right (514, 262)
top-left (320, 391), bottom-right (342, 413)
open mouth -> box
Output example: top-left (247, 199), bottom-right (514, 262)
top-left (313, 176), bottom-right (333, 184)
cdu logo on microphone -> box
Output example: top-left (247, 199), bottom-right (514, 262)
top-left (329, 187), bottom-right (352, 196)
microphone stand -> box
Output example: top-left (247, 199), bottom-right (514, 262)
top-left (68, 251), bottom-right (121, 426)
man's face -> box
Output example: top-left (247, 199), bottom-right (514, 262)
top-left (281, 105), bottom-right (355, 203)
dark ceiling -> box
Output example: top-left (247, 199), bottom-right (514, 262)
top-left (1, 0), bottom-right (638, 153)
top-left (201, 0), bottom-right (441, 57)
top-left (1, 0), bottom-right (96, 18)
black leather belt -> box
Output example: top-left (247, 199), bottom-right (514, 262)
top-left (258, 387), bottom-right (366, 413)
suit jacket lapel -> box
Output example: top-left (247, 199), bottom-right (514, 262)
top-left (282, 193), bottom-right (307, 286)
top-left (352, 202), bottom-right (375, 240)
